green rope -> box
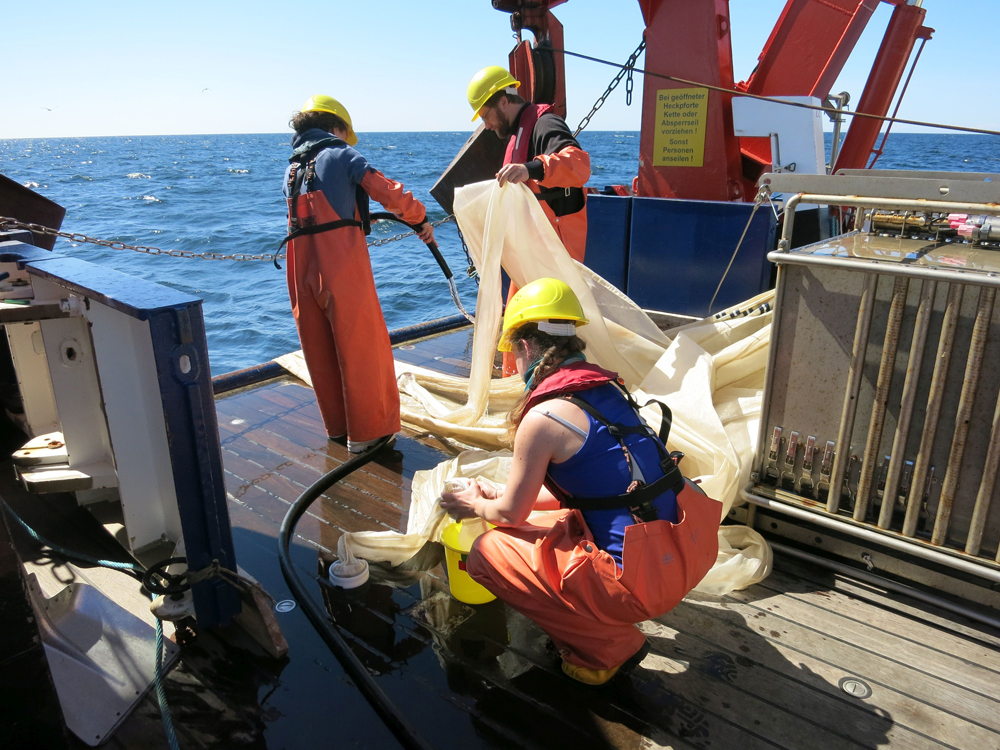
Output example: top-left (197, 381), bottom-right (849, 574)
top-left (2, 502), bottom-right (181, 750)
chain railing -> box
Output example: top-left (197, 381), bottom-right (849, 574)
top-left (0, 214), bottom-right (457, 262)
top-left (573, 39), bottom-right (645, 137)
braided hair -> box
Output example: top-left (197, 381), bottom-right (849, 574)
top-left (503, 322), bottom-right (586, 446)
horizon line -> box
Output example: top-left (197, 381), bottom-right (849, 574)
top-left (0, 129), bottom-right (982, 141)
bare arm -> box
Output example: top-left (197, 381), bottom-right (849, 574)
top-left (440, 404), bottom-right (585, 525)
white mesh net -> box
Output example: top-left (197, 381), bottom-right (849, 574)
top-left (277, 180), bottom-right (773, 595)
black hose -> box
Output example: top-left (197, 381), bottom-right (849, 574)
top-left (370, 212), bottom-right (453, 280)
top-left (276, 436), bottom-right (435, 750)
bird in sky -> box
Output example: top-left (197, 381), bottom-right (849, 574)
top-left (40, 106), bottom-right (56, 111)
top-left (202, 88), bottom-right (211, 93)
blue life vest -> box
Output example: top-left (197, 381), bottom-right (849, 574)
top-left (544, 382), bottom-right (680, 565)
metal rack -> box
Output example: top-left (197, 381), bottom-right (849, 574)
top-left (745, 171), bottom-right (1000, 601)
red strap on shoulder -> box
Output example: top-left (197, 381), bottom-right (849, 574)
top-left (523, 362), bottom-right (620, 412)
top-left (504, 103), bottom-right (553, 165)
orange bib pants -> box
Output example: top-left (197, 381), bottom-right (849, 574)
top-left (466, 481), bottom-right (721, 671)
top-left (286, 170), bottom-right (426, 442)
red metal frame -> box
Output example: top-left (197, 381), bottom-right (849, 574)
top-left (491, 0), bottom-right (932, 201)
top-left (737, 0), bottom-right (879, 184)
top-left (635, 0), bottom-right (744, 200)
top-left (496, 1), bottom-right (568, 119)
top-left (833, 3), bottom-right (931, 171)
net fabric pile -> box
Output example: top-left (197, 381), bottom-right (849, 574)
top-left (278, 180), bottom-right (773, 595)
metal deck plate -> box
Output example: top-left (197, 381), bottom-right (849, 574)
top-left (32, 581), bottom-right (179, 746)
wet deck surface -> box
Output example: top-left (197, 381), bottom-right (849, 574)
top-left (121, 369), bottom-right (1000, 750)
top-left (8, 326), bottom-right (1000, 749)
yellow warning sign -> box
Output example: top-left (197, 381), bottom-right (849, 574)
top-left (653, 87), bottom-right (708, 167)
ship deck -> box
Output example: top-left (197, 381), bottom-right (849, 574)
top-left (8, 327), bottom-right (1000, 749)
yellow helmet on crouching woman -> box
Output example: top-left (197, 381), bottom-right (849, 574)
top-left (498, 278), bottom-right (588, 352)
top-left (467, 66), bottom-right (520, 121)
top-left (301, 95), bottom-right (358, 147)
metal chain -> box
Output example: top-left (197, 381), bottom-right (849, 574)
top-left (0, 214), bottom-right (455, 261)
top-left (573, 39), bottom-right (646, 137)
top-left (366, 214), bottom-right (455, 248)
top-left (455, 225), bottom-right (480, 285)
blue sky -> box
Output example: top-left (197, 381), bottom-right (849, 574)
top-left (3, 0), bottom-right (993, 138)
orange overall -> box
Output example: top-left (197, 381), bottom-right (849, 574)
top-left (465, 365), bottom-right (721, 672)
top-left (467, 487), bottom-right (720, 671)
top-left (501, 105), bottom-right (591, 376)
top-left (286, 168), bottom-right (426, 442)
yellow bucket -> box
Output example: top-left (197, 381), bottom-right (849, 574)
top-left (441, 520), bottom-right (496, 604)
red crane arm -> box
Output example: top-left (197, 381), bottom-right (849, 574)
top-left (490, 0), bottom-right (932, 202)
top-left (740, 0), bottom-right (879, 99)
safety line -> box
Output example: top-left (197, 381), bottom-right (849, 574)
top-left (553, 48), bottom-right (1000, 138)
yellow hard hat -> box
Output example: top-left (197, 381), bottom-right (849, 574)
top-left (301, 95), bottom-right (358, 147)
top-left (498, 278), bottom-right (588, 352)
top-left (467, 66), bottom-right (520, 121)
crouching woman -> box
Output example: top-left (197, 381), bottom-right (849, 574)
top-left (440, 278), bottom-right (721, 685)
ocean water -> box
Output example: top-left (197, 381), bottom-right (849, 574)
top-left (2, 131), bottom-right (999, 374)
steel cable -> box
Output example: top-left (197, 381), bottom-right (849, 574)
top-left (555, 47), bottom-right (1000, 138)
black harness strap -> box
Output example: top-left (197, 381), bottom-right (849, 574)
top-left (276, 139), bottom-right (372, 269)
top-left (539, 385), bottom-right (685, 523)
top-left (553, 467), bottom-right (686, 512)
top-left (534, 185), bottom-right (585, 216)
top-left (535, 186), bottom-right (572, 202)
top-left (279, 219), bottom-right (364, 247)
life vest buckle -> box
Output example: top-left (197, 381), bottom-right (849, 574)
top-left (630, 499), bottom-right (659, 524)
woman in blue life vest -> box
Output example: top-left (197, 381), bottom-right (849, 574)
top-left (440, 278), bottom-right (721, 686)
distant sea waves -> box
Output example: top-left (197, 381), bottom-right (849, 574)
top-left (1, 132), bottom-right (997, 373)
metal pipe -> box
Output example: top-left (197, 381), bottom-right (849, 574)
top-left (388, 313), bottom-right (471, 345)
top-left (777, 193), bottom-right (802, 252)
top-left (751, 265), bottom-right (791, 484)
top-left (933, 286), bottom-right (996, 545)
top-left (212, 361), bottom-right (285, 395)
top-left (828, 273), bottom-right (878, 513)
top-left (768, 251), bottom-right (1000, 291)
top-left (827, 96), bottom-right (847, 174)
top-left (967, 368), bottom-right (1000, 556)
top-left (855, 276), bottom-right (909, 521)
top-left (904, 283), bottom-right (963, 537)
top-left (740, 485), bottom-right (1000, 584)
top-left (767, 541), bottom-right (1000, 633)
top-left (880, 279), bottom-right (936, 529)
top-left (780, 194), bottom-right (1000, 216)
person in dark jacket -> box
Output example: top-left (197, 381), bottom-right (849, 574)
top-left (467, 66), bottom-right (591, 375)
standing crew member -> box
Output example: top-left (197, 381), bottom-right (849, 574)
top-left (440, 279), bottom-right (721, 685)
top-left (283, 95), bottom-right (435, 453)
top-left (467, 66), bottom-right (591, 376)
